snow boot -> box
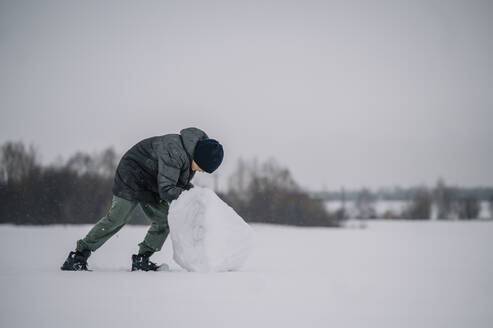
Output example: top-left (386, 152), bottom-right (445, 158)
top-left (131, 252), bottom-right (159, 271)
top-left (60, 249), bottom-right (91, 271)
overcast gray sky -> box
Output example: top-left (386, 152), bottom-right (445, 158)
top-left (1, 0), bottom-right (492, 191)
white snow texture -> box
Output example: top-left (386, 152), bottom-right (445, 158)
top-left (168, 186), bottom-right (253, 272)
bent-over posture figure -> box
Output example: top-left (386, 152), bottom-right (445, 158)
top-left (61, 127), bottom-right (223, 271)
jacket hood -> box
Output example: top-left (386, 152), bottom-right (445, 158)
top-left (180, 127), bottom-right (209, 160)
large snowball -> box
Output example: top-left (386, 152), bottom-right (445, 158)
top-left (168, 187), bottom-right (253, 272)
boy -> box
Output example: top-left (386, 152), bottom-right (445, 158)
top-left (61, 127), bottom-right (223, 271)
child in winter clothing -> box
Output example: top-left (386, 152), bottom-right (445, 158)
top-left (61, 127), bottom-right (223, 271)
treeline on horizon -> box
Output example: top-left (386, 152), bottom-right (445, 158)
top-left (312, 182), bottom-right (493, 221)
top-left (1, 141), bottom-right (492, 225)
top-left (0, 141), bottom-right (338, 226)
top-left (313, 185), bottom-right (493, 202)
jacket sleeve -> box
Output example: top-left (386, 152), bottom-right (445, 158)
top-left (156, 145), bottom-right (186, 202)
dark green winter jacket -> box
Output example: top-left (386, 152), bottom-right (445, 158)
top-left (112, 127), bottom-right (208, 203)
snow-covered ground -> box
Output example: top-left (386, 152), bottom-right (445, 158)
top-left (1, 221), bottom-right (492, 328)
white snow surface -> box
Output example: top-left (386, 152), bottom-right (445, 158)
top-left (1, 221), bottom-right (493, 328)
top-left (168, 187), bottom-right (253, 272)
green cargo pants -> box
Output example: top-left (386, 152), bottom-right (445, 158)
top-left (76, 195), bottom-right (170, 255)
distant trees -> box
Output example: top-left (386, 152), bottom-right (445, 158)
top-left (319, 179), bottom-right (490, 220)
top-left (402, 188), bottom-right (432, 220)
top-left (221, 158), bottom-right (340, 227)
top-left (1, 140), bottom-right (491, 224)
top-left (435, 178), bottom-right (455, 219)
top-left (0, 142), bottom-right (38, 183)
top-left (65, 148), bottom-right (117, 178)
top-left (354, 188), bottom-right (376, 219)
top-left (0, 141), bottom-right (340, 227)
top-left (391, 180), bottom-right (483, 220)
top-left (0, 141), bottom-right (118, 224)
top-left (490, 195), bottom-right (493, 220)
top-left (433, 178), bottom-right (481, 220)
top-left (454, 196), bottom-right (480, 220)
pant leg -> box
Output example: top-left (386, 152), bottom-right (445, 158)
top-left (76, 195), bottom-right (138, 252)
top-left (138, 201), bottom-right (170, 254)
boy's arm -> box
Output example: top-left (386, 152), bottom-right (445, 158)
top-left (156, 146), bottom-right (186, 202)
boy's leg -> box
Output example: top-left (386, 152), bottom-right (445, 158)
top-left (137, 201), bottom-right (170, 254)
top-left (76, 196), bottom-right (138, 252)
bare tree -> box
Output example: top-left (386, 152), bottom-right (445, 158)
top-left (65, 152), bottom-right (94, 176)
top-left (489, 195), bottom-right (493, 220)
top-left (65, 147), bottom-right (118, 178)
top-left (435, 178), bottom-right (456, 220)
top-left (403, 188), bottom-right (432, 219)
top-left (223, 158), bottom-right (339, 227)
top-left (0, 141), bottom-right (38, 183)
top-left (227, 157), bottom-right (253, 203)
top-left (355, 188), bottom-right (376, 219)
top-left (452, 196), bottom-right (480, 220)
top-left (95, 147), bottom-right (118, 178)
top-left (0, 141), bottom-right (114, 225)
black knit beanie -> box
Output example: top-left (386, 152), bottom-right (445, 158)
top-left (193, 139), bottom-right (224, 173)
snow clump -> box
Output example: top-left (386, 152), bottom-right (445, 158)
top-left (168, 186), bottom-right (253, 272)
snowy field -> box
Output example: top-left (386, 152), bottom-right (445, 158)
top-left (1, 221), bottom-right (492, 328)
